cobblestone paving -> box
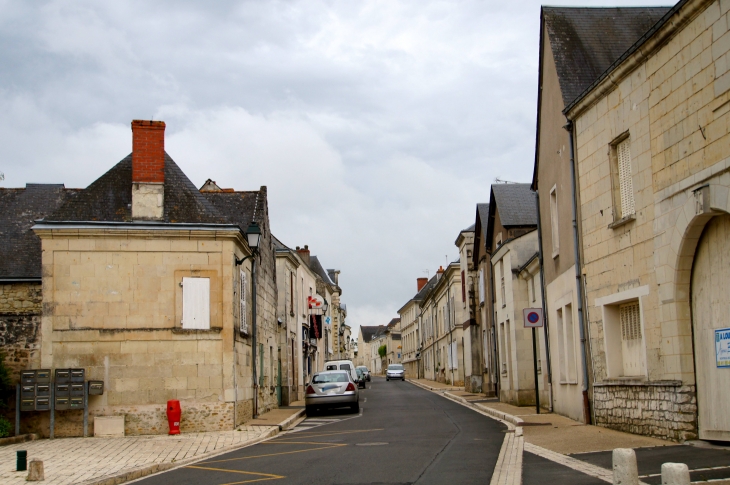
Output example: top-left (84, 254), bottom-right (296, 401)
top-left (0, 426), bottom-right (276, 485)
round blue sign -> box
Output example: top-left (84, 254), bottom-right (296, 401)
top-left (527, 312), bottom-right (540, 324)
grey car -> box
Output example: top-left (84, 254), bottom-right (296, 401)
top-left (305, 370), bottom-right (359, 415)
top-left (356, 365), bottom-right (371, 382)
top-left (386, 364), bottom-right (405, 381)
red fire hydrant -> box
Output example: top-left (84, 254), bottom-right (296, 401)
top-left (167, 400), bottom-right (181, 435)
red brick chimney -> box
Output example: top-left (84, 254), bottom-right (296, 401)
top-left (131, 120), bottom-right (166, 220)
top-left (417, 278), bottom-right (428, 292)
top-left (132, 120), bottom-right (166, 183)
top-left (296, 245), bottom-right (310, 265)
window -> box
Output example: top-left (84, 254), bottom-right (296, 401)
top-left (496, 232), bottom-right (503, 248)
top-left (596, 286), bottom-right (649, 378)
top-left (499, 321), bottom-right (507, 375)
top-left (289, 272), bottom-right (294, 315)
top-left (556, 304), bottom-right (577, 384)
top-left (240, 270), bottom-right (248, 335)
top-left (182, 277), bottom-right (210, 330)
top-left (461, 270), bottom-right (466, 303)
top-left (610, 135), bottom-right (635, 221)
top-left (550, 185), bottom-right (559, 257)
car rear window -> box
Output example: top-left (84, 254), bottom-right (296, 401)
top-left (312, 373), bottom-right (349, 384)
top-left (325, 365), bottom-right (337, 371)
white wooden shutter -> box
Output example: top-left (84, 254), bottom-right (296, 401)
top-left (240, 270), bottom-right (248, 335)
top-left (182, 277), bottom-right (210, 330)
top-left (620, 301), bottom-right (643, 376)
top-left (479, 269), bottom-right (485, 304)
top-left (451, 341), bottom-right (458, 370)
top-left (617, 139), bottom-right (635, 217)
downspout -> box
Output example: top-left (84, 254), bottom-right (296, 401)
top-left (488, 255), bottom-right (500, 396)
top-left (565, 120), bottom-right (591, 424)
top-left (534, 191), bottom-right (554, 412)
top-left (252, 256), bottom-right (259, 419)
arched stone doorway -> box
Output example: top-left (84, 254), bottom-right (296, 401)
top-left (691, 214), bottom-right (730, 441)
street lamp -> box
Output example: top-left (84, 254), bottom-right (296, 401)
top-left (235, 221), bottom-right (262, 418)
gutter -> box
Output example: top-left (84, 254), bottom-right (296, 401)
top-left (32, 220), bottom-right (244, 232)
top-left (533, 191), bottom-right (554, 412)
top-left (565, 120), bottom-right (592, 425)
top-left (0, 277), bottom-right (42, 283)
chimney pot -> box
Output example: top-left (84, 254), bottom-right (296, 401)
top-left (417, 277), bottom-right (428, 292)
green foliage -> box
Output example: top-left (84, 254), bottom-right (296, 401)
top-left (378, 345), bottom-right (387, 358)
top-left (0, 416), bottom-right (11, 438)
top-left (0, 353), bottom-right (11, 411)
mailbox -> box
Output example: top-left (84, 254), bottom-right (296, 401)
top-left (88, 381), bottom-right (104, 395)
top-left (70, 369), bottom-right (85, 383)
top-left (69, 397), bottom-right (83, 409)
top-left (55, 396), bottom-right (69, 411)
top-left (36, 384), bottom-right (50, 397)
top-left (35, 397), bottom-right (50, 411)
top-left (35, 369), bottom-right (51, 383)
top-left (21, 385), bottom-right (36, 399)
top-left (21, 370), bottom-right (36, 385)
top-left (55, 369), bottom-right (70, 383)
top-left (20, 398), bottom-right (35, 412)
top-left (55, 383), bottom-right (70, 396)
top-left (70, 384), bottom-right (84, 397)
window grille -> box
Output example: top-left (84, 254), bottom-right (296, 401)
top-left (620, 302), bottom-right (641, 341)
top-left (617, 139), bottom-right (635, 217)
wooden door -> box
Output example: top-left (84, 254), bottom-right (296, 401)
top-left (691, 215), bottom-right (730, 441)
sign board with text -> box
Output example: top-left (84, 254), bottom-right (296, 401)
top-left (716, 327), bottom-right (730, 368)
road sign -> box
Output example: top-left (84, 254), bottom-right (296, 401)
top-left (523, 308), bottom-right (543, 328)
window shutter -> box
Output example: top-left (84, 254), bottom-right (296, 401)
top-left (240, 270), bottom-right (248, 335)
top-left (182, 277), bottom-right (210, 330)
top-left (461, 271), bottom-right (466, 302)
top-left (617, 139), bottom-right (635, 217)
top-left (479, 269), bottom-right (485, 304)
top-left (620, 302), bottom-right (641, 341)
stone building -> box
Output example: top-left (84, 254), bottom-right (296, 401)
top-left (531, 6), bottom-right (669, 423)
top-left (356, 325), bottom-right (380, 369)
top-left (456, 224), bottom-right (483, 393)
top-left (398, 277), bottom-right (435, 379)
top-left (563, 0), bottom-right (730, 441)
top-left (486, 184), bottom-right (548, 406)
top-left (3, 120), bottom-right (282, 436)
top-left (420, 263), bottom-right (465, 386)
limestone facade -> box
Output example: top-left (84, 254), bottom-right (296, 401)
top-left (566, 0), bottom-right (730, 441)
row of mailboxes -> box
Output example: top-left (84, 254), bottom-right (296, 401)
top-left (19, 368), bottom-right (104, 412)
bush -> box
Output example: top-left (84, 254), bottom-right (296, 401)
top-left (0, 416), bottom-right (11, 438)
top-left (0, 353), bottom-right (11, 411)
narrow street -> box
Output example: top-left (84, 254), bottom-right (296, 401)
top-left (133, 378), bottom-right (506, 485)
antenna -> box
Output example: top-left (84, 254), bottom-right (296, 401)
top-left (494, 177), bottom-right (518, 184)
top-left (0, 171), bottom-right (4, 181)
top-left (423, 269), bottom-right (429, 278)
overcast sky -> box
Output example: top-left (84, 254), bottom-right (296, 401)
top-left (0, 0), bottom-right (671, 336)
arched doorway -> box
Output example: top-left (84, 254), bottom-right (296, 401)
top-left (691, 214), bottom-right (730, 441)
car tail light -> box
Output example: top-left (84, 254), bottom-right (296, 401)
top-left (306, 385), bottom-right (316, 395)
top-left (346, 382), bottom-right (356, 392)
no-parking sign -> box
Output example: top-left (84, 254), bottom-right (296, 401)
top-left (523, 308), bottom-right (543, 328)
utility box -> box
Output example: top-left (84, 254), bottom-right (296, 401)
top-left (94, 416), bottom-right (125, 437)
top-left (88, 381), bottom-right (104, 395)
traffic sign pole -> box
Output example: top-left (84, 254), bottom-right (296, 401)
top-left (532, 327), bottom-right (540, 414)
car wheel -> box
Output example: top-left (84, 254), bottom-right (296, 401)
top-left (402, 378), bottom-right (405, 381)
top-left (305, 405), bottom-right (316, 416)
top-left (351, 402), bottom-right (360, 413)
top-left (386, 378), bottom-right (389, 381)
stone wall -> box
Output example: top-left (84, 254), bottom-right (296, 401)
top-left (0, 283), bottom-right (42, 380)
top-left (593, 382), bottom-right (697, 442)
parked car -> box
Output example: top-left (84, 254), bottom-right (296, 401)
top-left (356, 365), bottom-right (371, 382)
top-left (355, 368), bottom-right (366, 389)
top-left (305, 370), bottom-right (359, 415)
top-left (386, 364), bottom-right (405, 381)
top-left (324, 359), bottom-right (358, 383)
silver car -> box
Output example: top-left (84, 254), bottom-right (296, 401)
top-left (386, 364), bottom-right (405, 381)
top-left (305, 370), bottom-right (359, 415)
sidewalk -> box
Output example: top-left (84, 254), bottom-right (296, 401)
top-left (406, 378), bottom-right (464, 392)
top-left (409, 378), bottom-right (730, 485)
top-left (0, 404), bottom-right (305, 485)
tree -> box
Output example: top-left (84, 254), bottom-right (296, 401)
top-left (378, 345), bottom-right (387, 358)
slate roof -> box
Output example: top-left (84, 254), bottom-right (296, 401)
top-left (309, 256), bottom-right (335, 286)
top-left (543, 6), bottom-right (670, 107)
top-left (360, 325), bottom-right (383, 342)
top-left (386, 318), bottom-right (400, 330)
top-left (414, 275), bottom-right (438, 302)
top-left (491, 184), bottom-right (537, 227)
top-left (46, 153), bottom-right (228, 225)
top-left (476, 204), bottom-right (490, 239)
top-left (202, 189), bottom-right (264, 232)
top-left (0, 184), bottom-right (77, 279)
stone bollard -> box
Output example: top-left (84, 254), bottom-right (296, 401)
top-left (612, 448), bottom-right (639, 485)
top-left (661, 463), bottom-right (690, 485)
top-left (26, 459), bottom-right (44, 481)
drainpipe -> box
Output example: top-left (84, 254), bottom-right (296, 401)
top-left (252, 256), bottom-right (259, 419)
top-left (565, 119), bottom-right (591, 424)
top-left (534, 190), bottom-right (554, 412)
top-left (488, 256), bottom-right (500, 397)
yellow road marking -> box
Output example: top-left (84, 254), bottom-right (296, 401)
top-left (274, 428), bottom-right (383, 440)
top-left (201, 443), bottom-right (346, 464)
top-left (184, 465), bottom-right (284, 484)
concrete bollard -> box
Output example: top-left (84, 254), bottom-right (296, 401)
top-left (661, 463), bottom-right (690, 485)
top-left (26, 459), bottom-right (44, 481)
top-left (612, 448), bottom-right (639, 485)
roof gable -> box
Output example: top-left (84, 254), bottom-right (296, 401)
top-left (492, 184), bottom-right (537, 227)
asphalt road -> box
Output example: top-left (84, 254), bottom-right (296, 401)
top-left (133, 377), bottom-right (507, 485)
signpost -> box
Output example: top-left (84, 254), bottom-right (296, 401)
top-left (523, 308), bottom-right (544, 414)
